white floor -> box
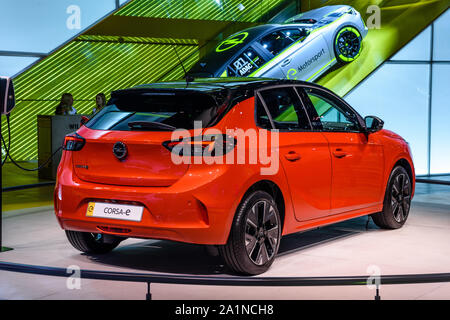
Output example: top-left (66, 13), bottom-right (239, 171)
top-left (1, 185), bottom-right (450, 300)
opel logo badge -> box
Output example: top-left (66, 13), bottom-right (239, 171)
top-left (216, 32), bottom-right (248, 52)
top-left (113, 141), bottom-right (127, 160)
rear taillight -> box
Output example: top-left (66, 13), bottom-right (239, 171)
top-left (63, 133), bottom-right (85, 151)
top-left (163, 134), bottom-right (236, 157)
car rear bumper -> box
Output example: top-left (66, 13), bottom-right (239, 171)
top-left (54, 153), bottom-right (247, 245)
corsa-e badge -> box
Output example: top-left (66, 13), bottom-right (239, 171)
top-left (113, 141), bottom-right (127, 160)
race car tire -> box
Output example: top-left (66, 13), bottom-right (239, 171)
top-left (334, 26), bottom-right (362, 63)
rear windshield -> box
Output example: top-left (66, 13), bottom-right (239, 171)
top-left (86, 90), bottom-right (229, 131)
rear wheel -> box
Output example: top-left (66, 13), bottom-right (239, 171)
top-left (65, 230), bottom-right (122, 254)
top-left (219, 191), bottom-right (281, 275)
top-left (371, 166), bottom-right (412, 229)
top-left (334, 26), bottom-right (362, 63)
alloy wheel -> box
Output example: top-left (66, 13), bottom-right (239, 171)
top-left (244, 200), bottom-right (280, 266)
top-left (391, 173), bottom-right (411, 223)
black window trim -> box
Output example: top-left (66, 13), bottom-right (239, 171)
top-left (295, 83), bottom-right (366, 133)
top-left (254, 84), bottom-right (313, 132)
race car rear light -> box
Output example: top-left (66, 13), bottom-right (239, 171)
top-left (163, 134), bottom-right (236, 157)
top-left (63, 133), bottom-right (85, 151)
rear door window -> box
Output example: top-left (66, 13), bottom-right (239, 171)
top-left (86, 91), bottom-right (228, 131)
top-left (259, 28), bottom-right (306, 56)
top-left (226, 47), bottom-right (266, 77)
top-left (256, 87), bottom-right (311, 131)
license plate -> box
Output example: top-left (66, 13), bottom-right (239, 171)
top-left (86, 202), bottom-right (143, 222)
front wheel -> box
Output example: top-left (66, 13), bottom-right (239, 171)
top-left (65, 230), bottom-right (123, 254)
top-left (334, 26), bottom-right (362, 63)
top-left (219, 191), bottom-right (281, 275)
top-left (371, 166), bottom-right (412, 229)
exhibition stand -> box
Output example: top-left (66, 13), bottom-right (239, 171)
top-left (37, 114), bottom-right (85, 180)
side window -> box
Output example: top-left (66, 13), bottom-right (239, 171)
top-left (259, 28), bottom-right (306, 56)
top-left (304, 88), bottom-right (360, 132)
top-left (227, 47), bottom-right (266, 77)
top-left (256, 87), bottom-right (311, 131)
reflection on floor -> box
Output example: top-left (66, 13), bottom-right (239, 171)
top-left (1, 183), bottom-right (449, 299)
top-left (1, 162), bottom-right (55, 211)
top-left (1, 186), bottom-right (54, 212)
top-left (1, 162), bottom-right (54, 188)
top-left (417, 175), bottom-right (450, 182)
top-left (414, 179), bottom-right (450, 207)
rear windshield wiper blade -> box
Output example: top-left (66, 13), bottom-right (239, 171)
top-left (128, 121), bottom-right (176, 131)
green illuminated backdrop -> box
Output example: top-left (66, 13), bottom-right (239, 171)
top-left (4, 0), bottom-right (287, 161)
top-left (3, 0), bottom-right (449, 162)
top-left (116, 0), bottom-right (285, 21)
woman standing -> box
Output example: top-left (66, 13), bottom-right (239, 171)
top-left (55, 93), bottom-right (77, 115)
top-left (92, 93), bottom-right (106, 114)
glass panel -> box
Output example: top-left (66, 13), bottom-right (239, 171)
top-left (256, 96), bottom-right (272, 129)
top-left (345, 64), bottom-right (430, 175)
top-left (0, 0), bottom-right (116, 53)
top-left (257, 87), bottom-right (310, 130)
top-left (227, 47), bottom-right (266, 77)
top-left (390, 26), bottom-right (431, 61)
top-left (306, 89), bottom-right (359, 132)
top-left (430, 64), bottom-right (450, 174)
top-left (0, 56), bottom-right (39, 77)
top-left (433, 9), bottom-right (450, 61)
top-left (259, 28), bottom-right (306, 56)
top-left (88, 91), bottom-right (223, 131)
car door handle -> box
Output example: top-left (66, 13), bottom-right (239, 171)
top-left (333, 149), bottom-right (349, 158)
top-left (284, 151), bottom-right (301, 161)
top-left (281, 58), bottom-right (291, 67)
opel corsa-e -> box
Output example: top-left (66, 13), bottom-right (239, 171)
top-left (54, 78), bottom-right (415, 275)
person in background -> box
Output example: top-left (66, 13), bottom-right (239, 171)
top-left (92, 93), bottom-right (106, 114)
top-left (55, 93), bottom-right (77, 115)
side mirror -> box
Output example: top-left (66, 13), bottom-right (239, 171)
top-left (80, 116), bottom-right (90, 126)
top-left (0, 77), bottom-right (16, 115)
top-left (364, 115), bottom-right (384, 133)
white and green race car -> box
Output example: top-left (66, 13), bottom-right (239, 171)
top-left (188, 5), bottom-right (368, 82)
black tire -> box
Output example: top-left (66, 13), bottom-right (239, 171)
top-left (334, 26), bottom-right (362, 63)
top-left (219, 191), bottom-right (281, 275)
top-left (65, 230), bottom-right (122, 254)
top-left (371, 166), bottom-right (412, 229)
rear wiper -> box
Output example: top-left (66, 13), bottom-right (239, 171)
top-left (128, 121), bottom-right (176, 131)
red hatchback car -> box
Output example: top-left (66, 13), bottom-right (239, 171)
top-left (55, 78), bottom-right (414, 275)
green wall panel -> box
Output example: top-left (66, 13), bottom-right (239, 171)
top-left (116, 0), bottom-right (285, 22)
top-left (4, 38), bottom-right (198, 161)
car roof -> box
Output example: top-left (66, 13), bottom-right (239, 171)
top-left (109, 78), bottom-right (363, 125)
top-left (113, 77), bottom-right (315, 95)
